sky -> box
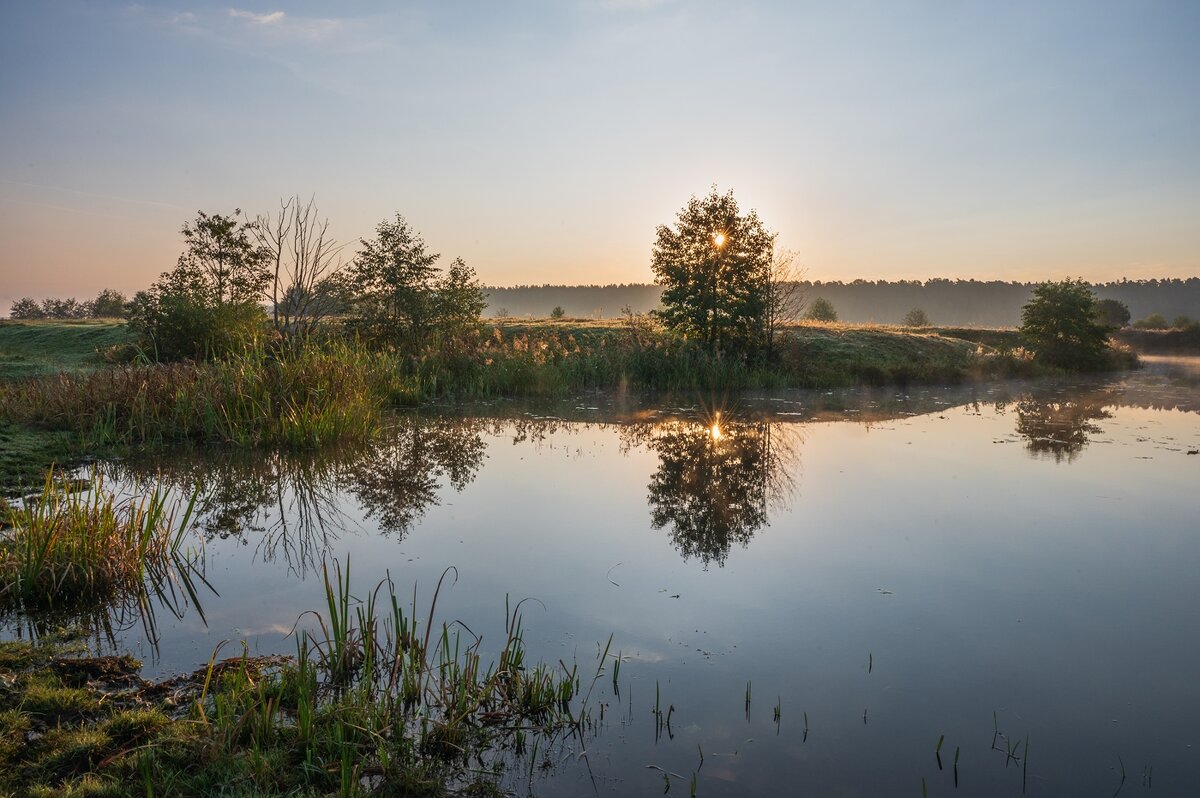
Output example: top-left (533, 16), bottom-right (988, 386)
top-left (1, 0), bottom-right (1198, 307)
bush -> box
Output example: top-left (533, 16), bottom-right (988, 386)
top-left (1095, 298), bottom-right (1131, 327)
top-left (550, 306), bottom-right (565, 319)
top-left (1020, 279), bottom-right (1111, 370)
top-left (127, 289), bottom-right (266, 361)
top-left (1133, 313), bottom-right (1170, 330)
top-left (902, 308), bottom-right (929, 327)
top-left (806, 297), bottom-right (837, 322)
top-left (127, 209), bottom-right (272, 361)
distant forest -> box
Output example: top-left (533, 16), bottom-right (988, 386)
top-left (484, 278), bottom-right (1200, 327)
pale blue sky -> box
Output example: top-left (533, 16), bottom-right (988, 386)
top-left (1, 0), bottom-right (1197, 302)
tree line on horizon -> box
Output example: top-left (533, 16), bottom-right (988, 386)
top-left (482, 277), bottom-right (1199, 327)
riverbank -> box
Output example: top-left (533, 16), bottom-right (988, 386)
top-left (0, 318), bottom-right (1135, 495)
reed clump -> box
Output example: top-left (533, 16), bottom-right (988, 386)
top-left (0, 343), bottom-right (401, 449)
top-left (0, 470), bottom-right (199, 613)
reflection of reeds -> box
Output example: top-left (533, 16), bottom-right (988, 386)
top-left (0, 469), bottom-right (208, 645)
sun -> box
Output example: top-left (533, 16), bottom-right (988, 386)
top-left (712, 232), bottom-right (726, 247)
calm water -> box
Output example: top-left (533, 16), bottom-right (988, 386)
top-left (12, 358), bottom-right (1200, 795)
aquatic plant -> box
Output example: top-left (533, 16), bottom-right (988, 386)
top-left (0, 469), bottom-right (201, 616)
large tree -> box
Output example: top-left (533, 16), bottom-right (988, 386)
top-left (1020, 279), bottom-right (1111, 370)
top-left (651, 188), bottom-right (775, 357)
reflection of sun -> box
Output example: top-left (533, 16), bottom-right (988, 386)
top-left (712, 232), bottom-right (726, 247)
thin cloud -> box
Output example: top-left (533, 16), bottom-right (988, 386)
top-left (227, 8), bottom-right (341, 40)
top-left (229, 9), bottom-right (286, 26)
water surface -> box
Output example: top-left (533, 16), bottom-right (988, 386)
top-left (11, 358), bottom-right (1200, 795)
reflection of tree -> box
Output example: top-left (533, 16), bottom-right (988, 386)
top-left (1008, 392), bottom-right (1115, 463)
top-left (626, 418), bottom-right (798, 567)
top-left (345, 416), bottom-right (486, 534)
top-left (102, 415), bottom-right (487, 572)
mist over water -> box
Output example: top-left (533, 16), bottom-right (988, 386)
top-left (9, 358), bottom-right (1199, 795)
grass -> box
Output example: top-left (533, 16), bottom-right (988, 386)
top-left (0, 319), bottom-right (134, 380)
top-left (0, 469), bottom-right (203, 619)
top-left (409, 318), bottom-right (1049, 398)
top-left (0, 421), bottom-right (75, 497)
top-left (0, 563), bottom-right (603, 797)
top-left (0, 343), bottom-right (403, 450)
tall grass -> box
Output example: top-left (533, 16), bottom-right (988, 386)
top-left (0, 342), bottom-right (402, 449)
top-left (172, 560), bottom-right (597, 794)
top-left (0, 469), bottom-right (201, 615)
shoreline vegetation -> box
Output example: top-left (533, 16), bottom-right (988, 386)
top-left (0, 316), bottom-right (1141, 496)
top-left (0, 555), bottom-right (599, 798)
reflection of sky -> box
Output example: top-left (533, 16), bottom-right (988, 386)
top-left (24, 363), bottom-right (1200, 796)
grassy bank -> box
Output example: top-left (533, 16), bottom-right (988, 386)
top-left (0, 563), bottom-right (599, 797)
top-left (0, 344), bottom-right (403, 452)
top-left (0, 319), bottom-right (134, 380)
top-left (1113, 326), bottom-right (1200, 354)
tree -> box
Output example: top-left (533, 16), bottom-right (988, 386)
top-left (252, 196), bottom-right (347, 343)
top-left (550, 305), bottom-right (565, 319)
top-left (902, 308), bottom-right (930, 327)
top-left (1133, 313), bottom-right (1169, 330)
top-left (651, 188), bottom-right (775, 357)
top-left (9, 298), bottom-right (45, 319)
top-left (432, 257), bottom-right (487, 340)
top-left (90, 289), bottom-right (128, 318)
top-left (127, 209), bottom-right (270, 360)
top-left (349, 214), bottom-right (484, 347)
top-left (1095, 298), bottom-right (1130, 328)
top-left (806, 297), bottom-right (837, 322)
top-left (764, 247), bottom-right (807, 357)
top-left (39, 297), bottom-right (90, 319)
top-left (1019, 279), bottom-right (1111, 370)
top-left (178, 210), bottom-right (271, 305)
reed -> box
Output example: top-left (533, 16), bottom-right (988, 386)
top-left (0, 342), bottom-right (400, 450)
top-left (0, 469), bottom-right (201, 614)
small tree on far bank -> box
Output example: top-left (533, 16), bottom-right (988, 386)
top-left (1020, 279), bottom-right (1111, 370)
top-left (1094, 298), bottom-right (1130, 328)
top-left (806, 297), bottom-right (837, 322)
top-left (550, 305), bottom-right (565, 319)
top-left (1132, 313), bottom-right (1169, 330)
top-left (9, 298), bottom-right (46, 319)
top-left (91, 289), bottom-right (128, 318)
top-left (902, 308), bottom-right (930, 327)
